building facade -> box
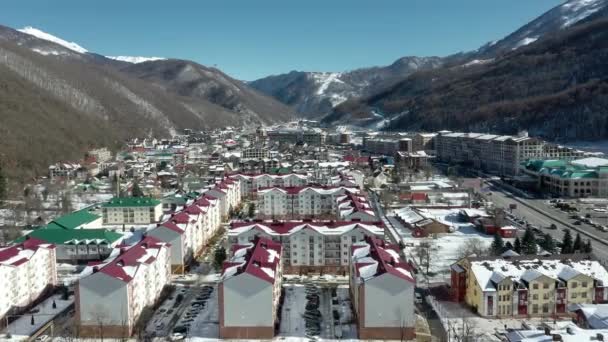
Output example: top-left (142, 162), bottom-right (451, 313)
top-left (229, 173), bottom-right (310, 195)
top-left (219, 237), bottom-right (282, 339)
top-left (350, 236), bottom-right (416, 340)
top-left (521, 158), bottom-right (608, 197)
top-left (228, 220), bottom-right (384, 274)
top-left (0, 238), bottom-right (57, 321)
top-left (451, 255), bottom-right (608, 318)
top-left (101, 197), bottom-right (163, 225)
top-left (76, 237), bottom-right (171, 337)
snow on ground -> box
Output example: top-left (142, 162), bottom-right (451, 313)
top-left (513, 36), bottom-right (538, 49)
top-left (186, 285), bottom-right (219, 339)
top-left (18, 26), bottom-right (88, 53)
top-left (3, 295), bottom-right (73, 339)
top-left (279, 284), bottom-right (310, 338)
top-left (106, 56), bottom-right (167, 63)
top-left (146, 286), bottom-right (186, 336)
top-left (313, 72), bottom-right (344, 95)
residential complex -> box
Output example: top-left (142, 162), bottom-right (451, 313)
top-left (521, 157), bottom-right (608, 197)
top-left (205, 177), bottom-right (242, 218)
top-left (229, 173), bottom-right (309, 195)
top-left (228, 220), bottom-right (384, 274)
top-left (76, 237), bottom-right (171, 337)
top-left (101, 197), bottom-right (163, 225)
top-left (256, 186), bottom-right (360, 220)
top-left (0, 238), bottom-right (58, 322)
top-left (362, 135), bottom-right (412, 156)
top-left (451, 255), bottom-right (608, 317)
top-left (435, 131), bottom-right (592, 176)
top-left (350, 236), bottom-right (416, 340)
top-left (219, 237), bottom-right (282, 339)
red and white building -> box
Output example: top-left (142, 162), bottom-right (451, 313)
top-left (229, 173), bottom-right (310, 195)
top-left (205, 177), bottom-right (242, 219)
top-left (76, 237), bottom-right (171, 337)
top-left (0, 238), bottom-right (57, 321)
top-left (257, 186), bottom-right (360, 220)
top-left (350, 236), bottom-right (416, 340)
top-left (336, 192), bottom-right (378, 222)
top-left (228, 220), bottom-right (384, 274)
top-left (219, 237), bottom-right (282, 339)
top-left (147, 194), bottom-right (221, 273)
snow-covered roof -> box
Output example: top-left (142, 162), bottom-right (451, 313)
top-left (469, 256), bottom-right (608, 292)
top-left (351, 236), bottom-right (414, 284)
top-left (229, 220), bottom-right (384, 237)
top-left (222, 237), bottom-right (282, 284)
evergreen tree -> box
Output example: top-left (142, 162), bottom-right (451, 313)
top-left (248, 203), bottom-right (256, 218)
top-left (540, 233), bottom-right (556, 254)
top-left (31, 315), bottom-right (35, 325)
top-left (213, 246), bottom-right (227, 270)
top-left (522, 228), bottom-right (537, 255)
top-left (490, 233), bottom-right (505, 256)
top-left (573, 233), bottom-right (583, 252)
top-left (131, 182), bottom-right (144, 197)
top-left (514, 237), bottom-right (522, 254)
top-left (583, 239), bottom-right (593, 254)
top-left (505, 241), bottom-right (514, 251)
top-left (561, 229), bottom-right (573, 254)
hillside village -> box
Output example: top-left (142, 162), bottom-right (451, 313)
top-left (1, 121), bottom-right (608, 341)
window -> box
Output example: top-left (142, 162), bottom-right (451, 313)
top-left (543, 283), bottom-right (549, 289)
top-left (572, 282), bottom-right (578, 288)
top-left (543, 293), bottom-right (550, 300)
top-left (532, 304), bottom-right (538, 314)
top-left (533, 284), bottom-right (539, 290)
top-left (582, 281), bottom-right (588, 288)
top-left (532, 294), bottom-right (538, 300)
top-left (572, 293), bottom-right (578, 299)
top-left (582, 292), bottom-right (587, 298)
top-left (543, 304), bottom-right (549, 313)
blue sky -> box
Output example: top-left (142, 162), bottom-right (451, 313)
top-left (2, 0), bottom-right (561, 80)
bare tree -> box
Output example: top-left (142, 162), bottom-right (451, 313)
top-left (456, 238), bottom-right (489, 260)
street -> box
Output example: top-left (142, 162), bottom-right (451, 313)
top-left (484, 181), bottom-right (608, 261)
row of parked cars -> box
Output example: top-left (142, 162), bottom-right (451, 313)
top-left (303, 284), bottom-right (323, 338)
top-left (171, 285), bottom-right (214, 340)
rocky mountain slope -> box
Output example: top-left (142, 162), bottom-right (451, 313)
top-left (0, 25), bottom-right (292, 181)
top-left (249, 56), bottom-right (443, 118)
top-left (323, 16), bottom-right (608, 140)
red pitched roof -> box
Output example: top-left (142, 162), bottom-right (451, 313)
top-left (97, 236), bottom-right (168, 283)
top-left (222, 237), bottom-right (282, 284)
top-left (0, 238), bottom-right (55, 266)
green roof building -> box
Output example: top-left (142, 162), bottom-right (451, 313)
top-left (522, 157), bottom-right (608, 197)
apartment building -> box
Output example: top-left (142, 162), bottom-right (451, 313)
top-left (521, 157), bottom-right (608, 197)
top-left (267, 128), bottom-right (326, 146)
top-left (451, 255), bottom-right (608, 318)
top-left (336, 192), bottom-right (378, 222)
top-left (350, 236), bottom-right (416, 340)
top-left (205, 177), bottom-right (242, 219)
top-left (363, 136), bottom-right (412, 156)
top-left (219, 237), bottom-right (283, 339)
top-left (0, 238), bottom-right (57, 321)
top-left (148, 196), bottom-right (222, 273)
top-left (256, 186), bottom-right (360, 220)
top-left (228, 220), bottom-right (384, 274)
top-left (435, 131), bottom-right (590, 176)
top-left (101, 197), bottom-right (163, 225)
top-left (229, 173), bottom-right (310, 195)
top-left (48, 162), bottom-right (81, 180)
top-left (242, 147), bottom-right (270, 159)
top-left (86, 148), bottom-right (113, 164)
top-left (412, 133), bottom-right (436, 153)
top-left (76, 237), bottom-right (171, 337)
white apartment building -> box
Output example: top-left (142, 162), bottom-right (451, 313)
top-left (257, 186), bottom-right (360, 220)
top-left (435, 131), bottom-right (591, 176)
top-left (147, 196), bottom-right (222, 273)
top-left (87, 148), bottom-right (112, 163)
top-left (101, 197), bottom-right (163, 225)
top-left (350, 236), bottom-right (416, 340)
top-left (228, 220), bottom-right (384, 274)
top-left (229, 173), bottom-right (310, 195)
top-left (219, 237), bottom-right (283, 339)
top-left (205, 177), bottom-right (242, 219)
top-left (242, 147), bottom-right (270, 159)
top-left (76, 236), bottom-right (171, 337)
top-left (0, 238), bottom-right (57, 321)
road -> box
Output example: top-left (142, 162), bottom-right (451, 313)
top-left (484, 181), bottom-right (608, 261)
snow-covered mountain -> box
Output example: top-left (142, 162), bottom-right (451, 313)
top-left (249, 56), bottom-right (443, 118)
top-left (106, 56), bottom-right (167, 64)
top-left (476, 0), bottom-right (608, 56)
top-left (17, 26), bottom-right (88, 54)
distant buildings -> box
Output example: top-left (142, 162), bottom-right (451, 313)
top-left (229, 173), bottom-right (309, 195)
top-left (267, 127), bottom-right (326, 146)
top-left (363, 135), bottom-right (412, 156)
top-left (521, 157), bottom-right (608, 197)
top-left (76, 237), bottom-right (171, 337)
top-left (0, 238), bottom-right (57, 322)
top-left (350, 236), bottom-right (416, 340)
top-left (451, 254), bottom-right (608, 318)
top-left (435, 131), bottom-right (593, 176)
top-left (228, 220), bottom-right (384, 274)
top-left (219, 237), bottom-right (283, 339)
top-left (205, 177), bottom-right (242, 218)
top-left (101, 197), bottom-right (163, 225)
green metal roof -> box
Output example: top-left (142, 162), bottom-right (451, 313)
top-left (102, 197), bottom-right (161, 208)
top-left (15, 228), bottom-right (122, 245)
top-left (52, 209), bottom-right (101, 229)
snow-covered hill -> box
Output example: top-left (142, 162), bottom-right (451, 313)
top-left (17, 26), bottom-right (88, 53)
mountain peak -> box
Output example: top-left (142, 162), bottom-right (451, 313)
top-left (17, 26), bottom-right (88, 54)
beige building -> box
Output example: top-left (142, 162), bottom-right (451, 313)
top-left (101, 197), bottom-right (163, 225)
